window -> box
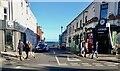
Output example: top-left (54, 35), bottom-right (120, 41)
top-left (85, 16), bottom-right (87, 23)
top-left (118, 2), bottom-right (120, 15)
top-left (4, 15), bottom-right (7, 20)
top-left (21, 0), bottom-right (23, 7)
top-left (80, 20), bottom-right (82, 28)
top-left (69, 27), bottom-right (71, 34)
top-left (73, 26), bottom-right (74, 30)
top-left (4, 8), bottom-right (7, 20)
top-left (100, 4), bottom-right (108, 19)
top-left (4, 8), bottom-right (7, 14)
top-left (76, 22), bottom-right (78, 29)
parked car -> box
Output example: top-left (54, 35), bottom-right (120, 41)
top-left (34, 42), bottom-right (49, 52)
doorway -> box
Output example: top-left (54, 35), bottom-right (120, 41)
top-left (97, 34), bottom-right (110, 54)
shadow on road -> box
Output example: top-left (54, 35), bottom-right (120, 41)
top-left (1, 66), bottom-right (119, 71)
top-left (97, 59), bottom-right (120, 63)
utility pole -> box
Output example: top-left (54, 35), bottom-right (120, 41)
top-left (61, 26), bottom-right (63, 34)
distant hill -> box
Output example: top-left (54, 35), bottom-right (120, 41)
top-left (46, 41), bottom-right (59, 46)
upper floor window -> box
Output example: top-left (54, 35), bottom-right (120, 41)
top-left (4, 8), bottom-right (7, 14)
top-left (80, 20), bottom-right (82, 28)
top-left (85, 16), bottom-right (87, 23)
top-left (76, 22), bottom-right (78, 29)
top-left (118, 2), bottom-right (120, 15)
top-left (100, 4), bottom-right (108, 19)
top-left (69, 27), bottom-right (71, 34)
top-left (73, 26), bottom-right (74, 30)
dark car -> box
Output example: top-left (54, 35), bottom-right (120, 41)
top-left (34, 42), bottom-right (49, 52)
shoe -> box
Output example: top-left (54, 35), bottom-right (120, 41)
top-left (25, 57), bottom-right (28, 59)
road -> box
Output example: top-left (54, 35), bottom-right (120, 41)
top-left (1, 47), bottom-right (120, 71)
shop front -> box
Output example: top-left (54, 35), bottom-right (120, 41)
top-left (4, 21), bottom-right (27, 52)
top-left (96, 26), bottom-right (110, 54)
top-left (95, 19), bottom-right (118, 54)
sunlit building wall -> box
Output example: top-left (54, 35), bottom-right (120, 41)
top-left (0, 0), bottom-right (37, 52)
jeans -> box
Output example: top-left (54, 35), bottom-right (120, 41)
top-left (91, 51), bottom-right (98, 59)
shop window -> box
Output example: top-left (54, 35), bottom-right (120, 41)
top-left (118, 2), bottom-right (120, 15)
top-left (5, 30), bottom-right (13, 50)
top-left (100, 4), bottom-right (108, 19)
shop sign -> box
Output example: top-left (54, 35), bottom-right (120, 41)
top-left (86, 17), bottom-right (98, 25)
top-left (14, 22), bottom-right (26, 32)
top-left (97, 27), bottom-right (107, 33)
top-left (98, 18), bottom-right (107, 26)
top-left (6, 21), bottom-right (14, 29)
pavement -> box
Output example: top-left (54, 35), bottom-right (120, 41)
top-left (0, 51), bottom-right (35, 61)
top-left (79, 53), bottom-right (120, 63)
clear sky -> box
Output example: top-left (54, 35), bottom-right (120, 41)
top-left (30, 2), bottom-right (91, 42)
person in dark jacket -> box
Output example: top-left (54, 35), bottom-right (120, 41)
top-left (18, 40), bottom-right (24, 61)
top-left (24, 41), bottom-right (30, 59)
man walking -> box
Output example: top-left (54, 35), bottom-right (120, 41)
top-left (18, 40), bottom-right (24, 61)
top-left (25, 41), bottom-right (30, 59)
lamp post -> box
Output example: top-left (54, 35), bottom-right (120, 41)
top-left (61, 26), bottom-right (63, 34)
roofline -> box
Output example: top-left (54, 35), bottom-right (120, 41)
top-left (66, 2), bottom-right (94, 28)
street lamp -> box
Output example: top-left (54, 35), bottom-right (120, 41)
top-left (61, 26), bottom-right (63, 34)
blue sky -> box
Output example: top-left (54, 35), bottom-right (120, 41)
top-left (30, 2), bottom-right (91, 42)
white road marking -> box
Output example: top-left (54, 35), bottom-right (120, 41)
top-left (83, 64), bottom-right (92, 66)
top-left (95, 64), bottom-right (104, 66)
top-left (59, 63), bottom-right (68, 66)
top-left (55, 56), bottom-right (61, 65)
top-left (53, 50), bottom-right (61, 65)
top-left (53, 51), bottom-right (68, 66)
top-left (81, 63), bottom-right (92, 66)
top-left (105, 62), bottom-right (113, 64)
top-left (70, 63), bottom-right (80, 66)
top-left (15, 66), bottom-right (21, 69)
top-left (114, 63), bottom-right (119, 65)
top-left (92, 63), bottom-right (101, 65)
top-left (53, 51), bottom-right (55, 55)
top-left (67, 56), bottom-right (81, 61)
top-left (107, 65), bottom-right (116, 66)
top-left (82, 63), bottom-right (89, 64)
top-left (37, 64), bottom-right (54, 66)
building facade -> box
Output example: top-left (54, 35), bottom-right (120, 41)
top-left (0, 0), bottom-right (37, 52)
top-left (37, 26), bottom-right (43, 44)
top-left (62, 0), bottom-right (120, 54)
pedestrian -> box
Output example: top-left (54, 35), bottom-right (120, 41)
top-left (28, 41), bottom-right (35, 58)
top-left (17, 40), bottom-right (24, 61)
top-left (88, 34), bottom-right (93, 58)
top-left (24, 41), bottom-right (30, 59)
top-left (91, 41), bottom-right (98, 59)
top-left (79, 39), bottom-right (85, 56)
top-left (84, 40), bottom-right (88, 57)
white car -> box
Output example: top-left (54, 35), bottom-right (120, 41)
top-left (34, 42), bottom-right (49, 52)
